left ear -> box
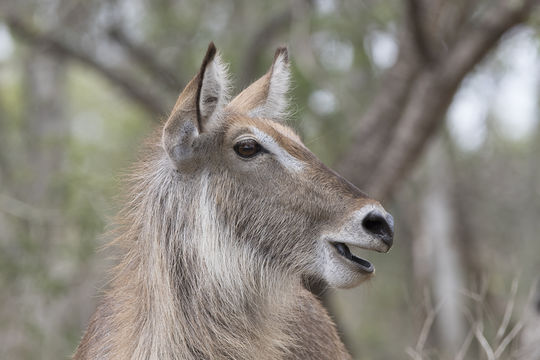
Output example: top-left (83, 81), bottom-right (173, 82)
top-left (162, 42), bottom-right (229, 167)
top-left (228, 47), bottom-right (290, 120)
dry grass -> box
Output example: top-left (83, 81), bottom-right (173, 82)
top-left (406, 277), bottom-right (538, 360)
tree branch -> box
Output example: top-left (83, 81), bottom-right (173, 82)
top-left (239, 9), bottom-right (293, 87)
top-left (361, 70), bottom-right (456, 199)
top-left (336, 23), bottom-right (423, 188)
top-left (0, 193), bottom-right (59, 223)
top-left (441, 0), bottom-right (537, 84)
top-left (338, 0), bottom-right (538, 200)
top-left (6, 17), bottom-right (169, 118)
top-left (406, 0), bottom-right (434, 62)
top-left (239, 0), bottom-right (313, 87)
top-left (107, 26), bottom-right (184, 92)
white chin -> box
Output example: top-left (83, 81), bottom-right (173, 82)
top-left (321, 245), bottom-right (374, 289)
top-left (323, 262), bottom-right (373, 289)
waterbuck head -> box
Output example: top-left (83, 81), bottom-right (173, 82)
top-left (162, 43), bottom-right (393, 290)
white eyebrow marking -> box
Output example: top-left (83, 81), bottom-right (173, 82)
top-left (272, 122), bottom-right (303, 144)
top-left (249, 127), bottom-right (304, 172)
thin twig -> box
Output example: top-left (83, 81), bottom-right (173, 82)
top-left (495, 277), bottom-right (519, 344)
top-left (494, 321), bottom-right (525, 358)
top-left (415, 289), bottom-right (443, 355)
top-left (0, 193), bottom-right (59, 223)
top-left (459, 287), bottom-right (484, 303)
top-left (475, 323), bottom-right (496, 360)
top-left (406, 347), bottom-right (423, 360)
top-left (454, 325), bottom-right (475, 360)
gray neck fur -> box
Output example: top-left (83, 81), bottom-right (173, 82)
top-left (74, 148), bottom-right (350, 360)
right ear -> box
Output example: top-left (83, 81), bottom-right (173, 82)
top-left (162, 42), bottom-right (229, 166)
top-left (228, 47), bottom-right (290, 120)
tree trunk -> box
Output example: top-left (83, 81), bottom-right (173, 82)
top-left (414, 137), bottom-right (466, 355)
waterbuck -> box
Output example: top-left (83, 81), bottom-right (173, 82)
top-left (74, 43), bottom-right (394, 360)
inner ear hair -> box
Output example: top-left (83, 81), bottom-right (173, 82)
top-left (262, 46), bottom-right (290, 119)
top-left (196, 43), bottom-right (230, 132)
top-left (196, 42), bottom-right (217, 132)
top-left (162, 42), bottom-right (229, 166)
top-left (228, 46), bottom-right (291, 121)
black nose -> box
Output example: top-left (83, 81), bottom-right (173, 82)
top-left (362, 210), bottom-right (394, 248)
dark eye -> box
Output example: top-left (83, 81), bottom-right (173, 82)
top-left (234, 139), bottom-right (262, 158)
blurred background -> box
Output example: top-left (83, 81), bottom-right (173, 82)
top-left (1, 0), bottom-right (540, 359)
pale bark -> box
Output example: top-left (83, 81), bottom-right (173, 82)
top-left (415, 138), bottom-right (466, 355)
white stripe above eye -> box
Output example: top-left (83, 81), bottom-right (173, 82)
top-left (249, 127), bottom-right (304, 172)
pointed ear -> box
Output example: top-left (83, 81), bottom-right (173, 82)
top-left (162, 42), bottom-right (229, 165)
top-left (229, 47), bottom-right (290, 120)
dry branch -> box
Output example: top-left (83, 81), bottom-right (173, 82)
top-left (495, 277), bottom-right (519, 344)
top-left (454, 326), bottom-right (474, 360)
top-left (475, 323), bottom-right (496, 360)
top-left (409, 278), bottom-right (529, 359)
top-left (6, 17), bottom-right (168, 118)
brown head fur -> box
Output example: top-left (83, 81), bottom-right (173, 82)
top-left (74, 44), bottom-right (394, 360)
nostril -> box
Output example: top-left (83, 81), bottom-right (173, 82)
top-left (362, 213), bottom-right (387, 236)
top-left (362, 210), bottom-right (394, 247)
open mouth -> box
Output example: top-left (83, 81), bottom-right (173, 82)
top-left (332, 242), bottom-right (374, 273)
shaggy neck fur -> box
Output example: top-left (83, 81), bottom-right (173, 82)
top-left (73, 148), bottom-right (351, 360)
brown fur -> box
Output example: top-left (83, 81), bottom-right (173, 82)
top-left (74, 45), bottom-right (388, 360)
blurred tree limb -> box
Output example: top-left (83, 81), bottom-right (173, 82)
top-left (5, 0), bottom-right (538, 200)
top-left (0, 193), bottom-right (59, 223)
top-left (6, 16), bottom-right (169, 117)
top-left (240, 9), bottom-right (293, 87)
top-left (337, 0), bottom-right (539, 201)
top-left (240, 0), bottom-right (313, 87)
top-left (107, 25), bottom-right (185, 92)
